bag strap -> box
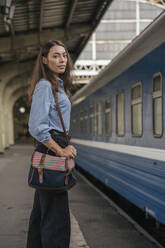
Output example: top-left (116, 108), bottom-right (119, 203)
top-left (54, 90), bottom-right (70, 146)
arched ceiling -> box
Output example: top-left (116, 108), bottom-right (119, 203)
top-left (0, 0), bottom-right (114, 65)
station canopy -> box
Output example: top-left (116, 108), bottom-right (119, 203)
top-left (0, 0), bottom-right (113, 65)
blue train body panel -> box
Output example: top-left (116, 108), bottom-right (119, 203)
top-left (71, 42), bottom-right (165, 225)
top-left (73, 143), bottom-right (165, 224)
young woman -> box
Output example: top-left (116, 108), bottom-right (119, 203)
top-left (27, 40), bottom-right (77, 248)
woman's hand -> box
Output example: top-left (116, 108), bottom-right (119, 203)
top-left (57, 145), bottom-right (77, 158)
top-left (43, 138), bottom-right (77, 158)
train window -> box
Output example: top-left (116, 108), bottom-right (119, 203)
top-left (105, 98), bottom-right (112, 136)
top-left (90, 105), bottom-right (95, 136)
top-left (152, 72), bottom-right (163, 137)
top-left (96, 102), bottom-right (102, 136)
top-left (84, 109), bottom-right (88, 135)
top-left (80, 111), bottom-right (84, 135)
top-left (116, 92), bottom-right (124, 136)
top-left (131, 82), bottom-right (142, 136)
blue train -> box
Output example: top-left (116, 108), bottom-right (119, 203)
top-left (70, 11), bottom-right (165, 225)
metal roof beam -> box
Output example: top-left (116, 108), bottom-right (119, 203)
top-left (145, 0), bottom-right (165, 9)
top-left (0, 23), bottom-right (92, 61)
top-left (26, 1), bottom-right (30, 30)
top-left (65, 0), bottom-right (77, 28)
top-left (38, 0), bottom-right (44, 45)
top-left (39, 0), bottom-right (44, 32)
top-left (73, 0), bottom-right (113, 64)
top-left (128, 0), bottom-right (165, 9)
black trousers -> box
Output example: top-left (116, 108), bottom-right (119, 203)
top-left (26, 131), bottom-right (71, 248)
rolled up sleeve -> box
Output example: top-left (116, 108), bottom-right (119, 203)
top-left (28, 83), bottom-right (52, 143)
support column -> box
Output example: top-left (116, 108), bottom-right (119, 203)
top-left (136, 0), bottom-right (140, 36)
top-left (0, 106), bottom-right (5, 153)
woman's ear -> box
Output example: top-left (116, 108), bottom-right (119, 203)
top-left (42, 56), bottom-right (48, 64)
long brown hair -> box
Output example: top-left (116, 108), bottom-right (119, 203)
top-left (28, 40), bottom-right (73, 106)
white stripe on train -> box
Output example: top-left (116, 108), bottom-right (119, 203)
top-left (71, 138), bottom-right (165, 162)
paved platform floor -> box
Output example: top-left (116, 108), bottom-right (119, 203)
top-left (0, 144), bottom-right (160, 248)
top-left (0, 144), bottom-right (88, 248)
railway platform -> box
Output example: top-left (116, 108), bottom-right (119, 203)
top-left (0, 144), bottom-right (162, 248)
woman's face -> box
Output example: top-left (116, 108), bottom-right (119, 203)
top-left (43, 45), bottom-right (68, 75)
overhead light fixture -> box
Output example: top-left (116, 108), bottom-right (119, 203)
top-left (19, 107), bottom-right (26, 114)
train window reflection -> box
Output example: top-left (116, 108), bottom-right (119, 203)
top-left (96, 102), bottom-right (102, 136)
top-left (131, 82), bottom-right (142, 137)
top-left (80, 111), bottom-right (84, 134)
top-left (90, 105), bottom-right (95, 136)
top-left (72, 117), bottom-right (76, 135)
top-left (116, 92), bottom-right (125, 136)
top-left (84, 109), bottom-right (88, 135)
top-left (76, 114), bottom-right (80, 135)
top-left (105, 98), bottom-right (112, 136)
top-left (152, 72), bottom-right (163, 137)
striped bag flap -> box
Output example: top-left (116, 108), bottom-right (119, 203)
top-left (32, 151), bottom-right (66, 171)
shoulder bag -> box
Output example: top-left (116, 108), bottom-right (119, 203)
top-left (28, 91), bottom-right (77, 192)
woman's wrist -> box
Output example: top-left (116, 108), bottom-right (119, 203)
top-left (55, 147), bottom-right (64, 156)
top-left (49, 144), bottom-right (64, 156)
top-left (43, 138), bottom-right (64, 156)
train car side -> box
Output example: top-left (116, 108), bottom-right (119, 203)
top-left (71, 41), bottom-right (165, 225)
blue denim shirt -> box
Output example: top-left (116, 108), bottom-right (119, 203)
top-left (28, 78), bottom-right (71, 143)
